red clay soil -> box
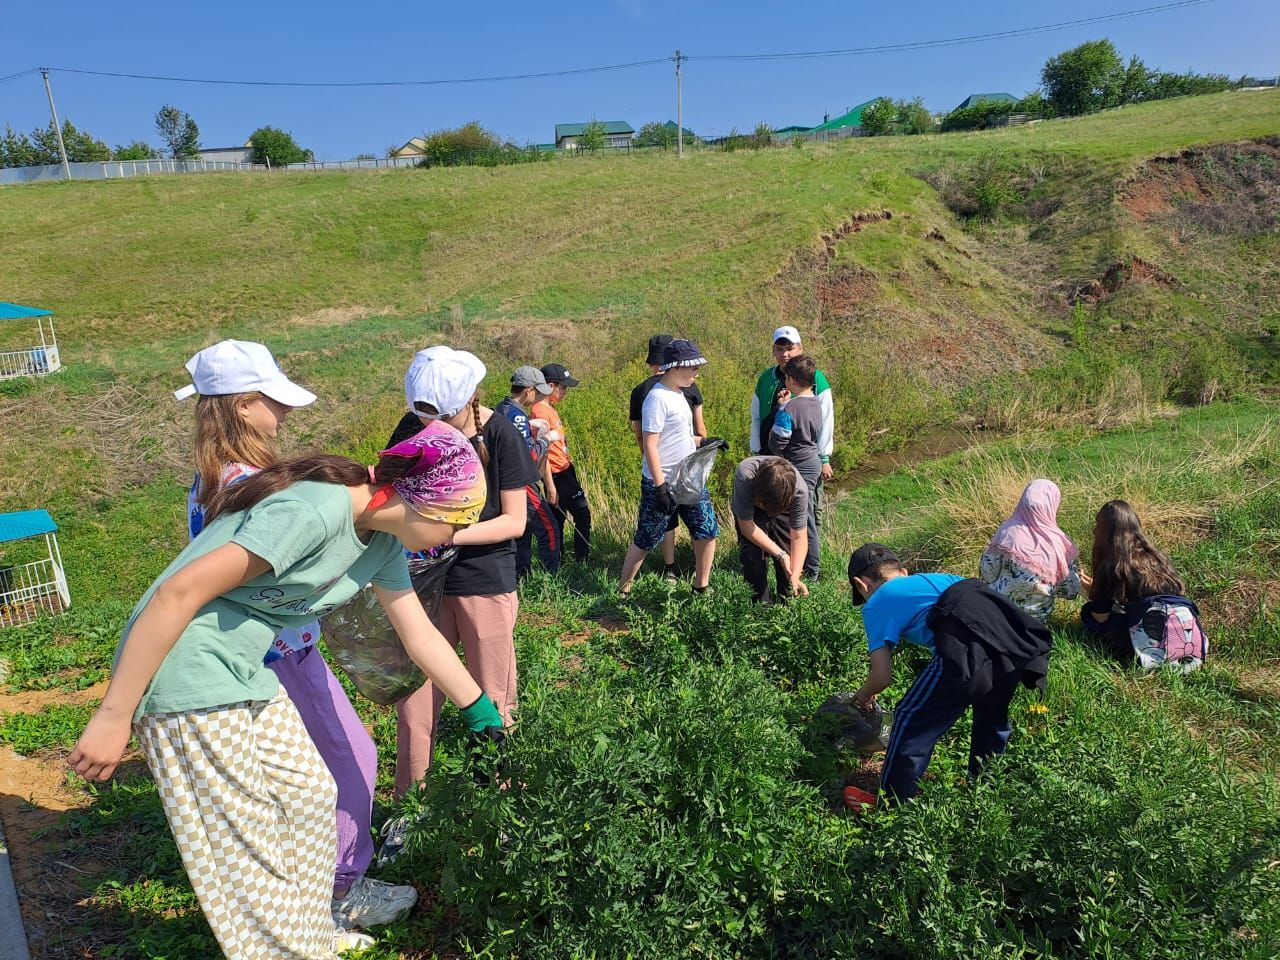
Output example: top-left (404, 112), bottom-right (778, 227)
top-left (0, 682), bottom-right (108, 959)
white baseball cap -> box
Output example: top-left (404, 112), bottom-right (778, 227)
top-left (174, 340), bottom-right (317, 407)
top-left (404, 346), bottom-right (487, 419)
top-left (772, 325), bottom-right (802, 345)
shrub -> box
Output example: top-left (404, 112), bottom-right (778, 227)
top-left (248, 126), bottom-right (312, 166)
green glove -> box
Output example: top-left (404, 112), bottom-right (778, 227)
top-left (460, 692), bottom-right (504, 733)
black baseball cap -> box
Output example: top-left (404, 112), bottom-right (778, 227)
top-left (847, 543), bottom-right (901, 605)
top-left (646, 334), bottom-right (674, 366)
top-left (541, 362), bottom-right (581, 387)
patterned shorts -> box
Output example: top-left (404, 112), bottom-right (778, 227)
top-left (633, 477), bottom-right (719, 550)
top-left (136, 692), bottom-right (340, 959)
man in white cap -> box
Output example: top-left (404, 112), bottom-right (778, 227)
top-left (749, 326), bottom-right (834, 578)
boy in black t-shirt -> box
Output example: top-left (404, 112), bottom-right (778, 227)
top-left (628, 334), bottom-right (707, 580)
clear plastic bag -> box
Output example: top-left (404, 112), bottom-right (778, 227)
top-left (813, 691), bottom-right (892, 754)
top-left (322, 548), bottom-right (457, 704)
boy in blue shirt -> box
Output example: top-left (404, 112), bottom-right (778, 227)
top-left (847, 543), bottom-right (1053, 803)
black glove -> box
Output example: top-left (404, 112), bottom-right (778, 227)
top-left (654, 482), bottom-right (677, 514)
top-left (701, 436), bottom-right (729, 453)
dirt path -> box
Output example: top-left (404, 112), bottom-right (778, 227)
top-left (0, 681), bottom-right (108, 958)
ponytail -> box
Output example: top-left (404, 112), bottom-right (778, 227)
top-left (470, 396), bottom-right (491, 468)
top-left (205, 451), bottom-right (422, 525)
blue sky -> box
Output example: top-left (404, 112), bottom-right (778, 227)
top-left (3, 1), bottom-right (1277, 159)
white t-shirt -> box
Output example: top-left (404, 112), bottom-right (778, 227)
top-left (641, 382), bottom-right (696, 481)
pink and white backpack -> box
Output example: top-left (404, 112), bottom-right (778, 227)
top-left (1130, 596), bottom-right (1207, 674)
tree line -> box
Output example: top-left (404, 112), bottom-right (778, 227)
top-left (1, 104), bottom-right (313, 169)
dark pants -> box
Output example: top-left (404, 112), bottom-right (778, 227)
top-left (801, 471), bottom-right (821, 580)
top-left (1080, 601), bottom-right (1133, 663)
top-left (880, 651), bottom-right (1019, 804)
top-left (551, 463), bottom-right (592, 562)
top-left (738, 509), bottom-right (794, 603)
top-left (515, 485), bottom-right (560, 578)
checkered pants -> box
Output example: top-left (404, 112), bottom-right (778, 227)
top-left (136, 692), bottom-right (340, 959)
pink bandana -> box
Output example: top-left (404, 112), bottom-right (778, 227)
top-left (986, 478), bottom-right (1079, 584)
top-left (372, 420), bottom-right (485, 525)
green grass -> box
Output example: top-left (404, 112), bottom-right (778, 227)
top-left (0, 702), bottom-right (98, 756)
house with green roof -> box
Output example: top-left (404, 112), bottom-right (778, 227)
top-left (773, 125), bottom-right (812, 140)
top-left (554, 121), bottom-right (635, 150)
top-left (951, 92), bottom-right (1017, 112)
top-left (808, 99), bottom-right (883, 138)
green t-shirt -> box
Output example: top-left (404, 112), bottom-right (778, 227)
top-left (118, 481), bottom-right (412, 719)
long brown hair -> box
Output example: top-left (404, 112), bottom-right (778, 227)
top-left (1090, 499), bottom-right (1185, 606)
top-left (205, 452), bottom-right (418, 525)
top-left (193, 393), bottom-right (279, 508)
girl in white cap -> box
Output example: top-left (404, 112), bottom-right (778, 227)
top-left (69, 424), bottom-right (500, 960)
top-left (177, 340), bottom-right (417, 943)
top-left (379, 345), bottom-right (537, 860)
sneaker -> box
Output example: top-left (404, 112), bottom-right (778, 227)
top-left (332, 876), bottom-right (419, 929)
top-left (333, 929), bottom-right (376, 954)
top-left (843, 785), bottom-right (877, 814)
top-left (374, 814), bottom-right (413, 868)
top-left (663, 564), bottom-right (680, 582)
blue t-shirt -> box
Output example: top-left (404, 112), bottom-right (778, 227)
top-left (861, 573), bottom-right (964, 654)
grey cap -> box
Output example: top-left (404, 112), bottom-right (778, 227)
top-left (511, 365), bottom-right (553, 394)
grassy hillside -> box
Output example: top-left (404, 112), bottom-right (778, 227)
top-left (1, 90), bottom-right (1279, 958)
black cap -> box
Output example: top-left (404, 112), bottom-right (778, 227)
top-left (541, 362), bottom-right (581, 387)
top-left (660, 338), bottom-right (707, 370)
top-left (847, 543), bottom-right (900, 605)
top-left (646, 334), bottom-right (674, 366)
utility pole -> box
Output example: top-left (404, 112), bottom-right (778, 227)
top-left (675, 50), bottom-right (684, 159)
top-left (40, 68), bottom-right (72, 181)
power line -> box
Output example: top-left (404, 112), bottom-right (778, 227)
top-left (46, 58), bottom-right (673, 89)
top-left (0, 68), bottom-right (39, 85)
top-left (692, 0), bottom-right (1215, 61)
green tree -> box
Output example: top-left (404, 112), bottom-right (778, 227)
top-left (0, 125), bottom-right (44, 167)
top-left (1041, 39), bottom-right (1125, 116)
top-left (248, 126), bottom-right (312, 166)
top-left (578, 119), bottom-right (607, 153)
top-left (896, 97), bottom-right (934, 135)
top-left (859, 98), bottom-right (898, 136)
top-left (1120, 55), bottom-right (1153, 103)
top-left (634, 121), bottom-right (676, 149)
top-left (30, 119), bottom-right (111, 162)
top-left (113, 141), bottom-right (160, 161)
top-left (751, 122), bottom-right (775, 147)
top-left (155, 105), bottom-right (201, 159)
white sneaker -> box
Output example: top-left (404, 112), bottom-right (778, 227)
top-left (374, 814), bottom-right (413, 868)
top-left (332, 876), bottom-right (419, 929)
top-left (333, 929), bottom-right (375, 954)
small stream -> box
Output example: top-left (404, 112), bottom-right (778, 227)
top-left (830, 423), bottom-right (985, 494)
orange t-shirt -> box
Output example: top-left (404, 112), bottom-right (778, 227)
top-left (531, 400), bottom-right (570, 473)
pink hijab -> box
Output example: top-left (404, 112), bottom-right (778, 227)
top-left (986, 479), bottom-right (1079, 584)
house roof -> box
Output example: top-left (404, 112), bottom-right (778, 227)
top-left (953, 92), bottom-right (1017, 111)
top-left (554, 121), bottom-right (635, 139)
top-left (810, 100), bottom-right (882, 131)
top-left (0, 302), bottom-right (52, 321)
top-left (0, 509), bottom-right (58, 545)
top-left (661, 120), bottom-right (697, 138)
top-left (393, 137), bottom-right (429, 155)
top-left (774, 125), bottom-right (812, 134)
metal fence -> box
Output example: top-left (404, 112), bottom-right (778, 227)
top-left (0, 551), bottom-right (70, 628)
top-left (0, 345), bottom-right (61, 381)
top-left (0, 157), bottom-right (267, 185)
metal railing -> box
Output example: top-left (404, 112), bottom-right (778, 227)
top-left (0, 346), bottom-right (61, 381)
top-left (0, 555), bottom-right (69, 628)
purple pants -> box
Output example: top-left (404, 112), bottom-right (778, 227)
top-left (269, 645), bottom-right (376, 897)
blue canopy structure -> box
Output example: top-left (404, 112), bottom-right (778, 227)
top-left (0, 509), bottom-right (58, 544)
top-left (0, 302), bottom-right (53, 321)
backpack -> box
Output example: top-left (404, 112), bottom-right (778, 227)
top-left (667, 438), bottom-right (729, 506)
top-left (1130, 595), bottom-right (1207, 674)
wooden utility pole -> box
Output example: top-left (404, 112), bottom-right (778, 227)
top-left (40, 68), bottom-right (72, 180)
top-left (675, 50), bottom-right (684, 159)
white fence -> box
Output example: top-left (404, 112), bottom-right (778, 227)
top-left (0, 554), bottom-right (70, 628)
top-left (0, 345), bottom-right (60, 381)
top-left (0, 157), bottom-right (268, 185)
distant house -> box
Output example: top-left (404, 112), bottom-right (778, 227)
top-left (807, 100), bottom-right (883, 137)
top-left (554, 121), bottom-right (635, 149)
top-left (773, 125), bottom-right (812, 140)
top-left (391, 137), bottom-right (429, 159)
top-left (660, 120), bottom-right (698, 142)
top-left (952, 92), bottom-right (1017, 113)
top-left (198, 141), bottom-right (253, 164)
